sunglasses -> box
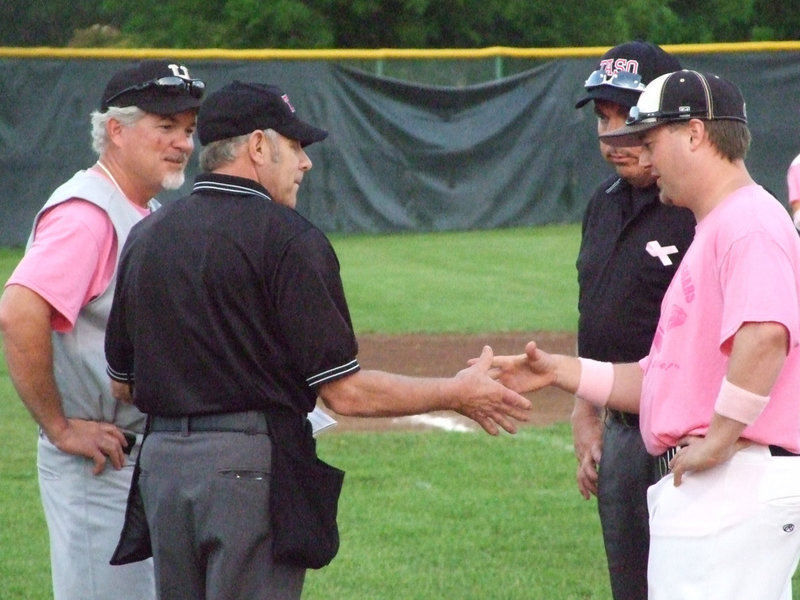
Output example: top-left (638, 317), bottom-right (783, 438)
top-left (104, 76), bottom-right (206, 107)
top-left (625, 105), bottom-right (708, 125)
top-left (584, 69), bottom-right (645, 92)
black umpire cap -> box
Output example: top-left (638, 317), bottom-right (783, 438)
top-left (197, 81), bottom-right (328, 147)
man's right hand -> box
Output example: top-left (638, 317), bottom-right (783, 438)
top-left (48, 419), bottom-right (128, 475)
top-left (451, 345), bottom-right (532, 435)
top-left (0, 285), bottom-right (129, 475)
top-left (484, 340), bottom-right (562, 394)
top-left (571, 399), bottom-right (603, 499)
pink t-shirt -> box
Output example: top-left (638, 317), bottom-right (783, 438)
top-left (7, 196), bottom-right (148, 332)
top-left (640, 185), bottom-right (800, 454)
top-left (788, 153), bottom-right (800, 207)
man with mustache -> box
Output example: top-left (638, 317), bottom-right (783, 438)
top-left (571, 41), bottom-right (695, 600)
top-left (0, 59), bottom-right (203, 600)
top-left (103, 81), bottom-right (531, 599)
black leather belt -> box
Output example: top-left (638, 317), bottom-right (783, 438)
top-left (149, 410), bottom-right (270, 435)
top-left (606, 409), bottom-right (639, 427)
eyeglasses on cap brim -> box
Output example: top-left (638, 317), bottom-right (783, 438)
top-left (584, 69), bottom-right (645, 92)
top-left (104, 76), bottom-right (206, 107)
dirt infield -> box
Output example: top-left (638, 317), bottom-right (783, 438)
top-left (328, 331), bottom-right (577, 432)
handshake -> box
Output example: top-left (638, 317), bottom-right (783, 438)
top-left (463, 340), bottom-right (631, 433)
top-left (451, 341), bottom-right (579, 435)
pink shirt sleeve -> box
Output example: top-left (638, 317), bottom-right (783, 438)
top-left (718, 231), bottom-right (800, 352)
top-left (6, 200), bottom-right (117, 332)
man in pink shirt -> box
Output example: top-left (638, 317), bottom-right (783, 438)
top-left (489, 71), bottom-right (800, 599)
top-left (0, 60), bottom-right (203, 600)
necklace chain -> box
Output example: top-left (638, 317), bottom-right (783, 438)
top-left (95, 160), bottom-right (125, 198)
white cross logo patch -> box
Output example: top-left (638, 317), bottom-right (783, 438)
top-left (646, 240), bottom-right (678, 266)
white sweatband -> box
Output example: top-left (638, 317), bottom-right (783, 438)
top-left (575, 358), bottom-right (614, 407)
top-left (794, 210), bottom-right (800, 231)
top-left (714, 378), bottom-right (769, 426)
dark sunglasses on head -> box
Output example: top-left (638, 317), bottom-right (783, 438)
top-left (626, 105), bottom-right (708, 125)
top-left (584, 69), bottom-right (645, 92)
top-left (104, 76), bottom-right (206, 107)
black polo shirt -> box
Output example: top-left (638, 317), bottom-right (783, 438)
top-left (105, 173), bottom-right (359, 416)
top-left (576, 175), bottom-right (696, 362)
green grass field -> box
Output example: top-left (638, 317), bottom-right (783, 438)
top-left (1, 227), bottom-right (798, 599)
top-left (334, 225), bottom-right (581, 334)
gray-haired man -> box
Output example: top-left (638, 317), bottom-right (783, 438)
top-left (0, 59), bottom-right (203, 600)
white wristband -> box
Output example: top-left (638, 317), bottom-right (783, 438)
top-left (575, 358), bottom-right (614, 407)
top-left (714, 378), bottom-right (769, 426)
top-left (793, 210), bottom-right (800, 231)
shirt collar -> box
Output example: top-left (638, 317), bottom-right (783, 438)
top-left (192, 173), bottom-right (273, 202)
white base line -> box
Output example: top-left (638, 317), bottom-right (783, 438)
top-left (392, 414), bottom-right (475, 433)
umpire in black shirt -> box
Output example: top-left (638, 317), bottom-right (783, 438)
top-left (104, 81), bottom-right (531, 600)
top-left (571, 42), bottom-right (695, 600)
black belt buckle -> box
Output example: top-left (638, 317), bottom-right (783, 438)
top-left (122, 432), bottom-right (137, 455)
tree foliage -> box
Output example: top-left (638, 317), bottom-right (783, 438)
top-left (0, 0), bottom-right (798, 48)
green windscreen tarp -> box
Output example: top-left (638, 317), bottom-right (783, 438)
top-left (1, 51), bottom-right (799, 245)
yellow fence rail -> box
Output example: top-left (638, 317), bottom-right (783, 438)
top-left (2, 41), bottom-right (800, 61)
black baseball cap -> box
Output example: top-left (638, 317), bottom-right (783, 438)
top-left (100, 60), bottom-right (205, 115)
top-left (197, 81), bottom-right (328, 147)
top-left (575, 41), bottom-right (682, 109)
top-left (600, 70), bottom-right (748, 147)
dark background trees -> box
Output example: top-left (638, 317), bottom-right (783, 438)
top-left (1, 0), bottom-right (798, 49)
